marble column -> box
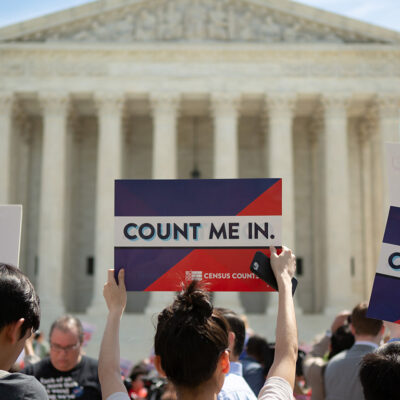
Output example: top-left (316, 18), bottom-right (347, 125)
top-left (377, 96), bottom-right (400, 216)
top-left (37, 92), bottom-right (69, 319)
top-left (359, 114), bottom-right (376, 298)
top-left (89, 92), bottom-right (124, 314)
top-left (322, 95), bottom-right (352, 312)
top-left (0, 92), bottom-right (14, 204)
top-left (210, 92), bottom-right (243, 313)
top-left (265, 94), bottom-right (296, 314)
top-left (309, 110), bottom-right (325, 313)
top-left (212, 92), bottom-right (240, 179)
top-left (145, 93), bottom-right (180, 314)
top-left (151, 92), bottom-right (180, 179)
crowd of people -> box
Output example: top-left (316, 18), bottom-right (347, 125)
top-left (1, 246), bottom-right (400, 400)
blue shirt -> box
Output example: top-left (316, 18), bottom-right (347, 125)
top-left (218, 361), bottom-right (257, 400)
top-left (241, 355), bottom-right (266, 396)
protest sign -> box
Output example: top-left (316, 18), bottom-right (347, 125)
top-left (114, 179), bottom-right (281, 291)
top-left (368, 143), bottom-right (400, 322)
top-left (0, 204), bottom-right (22, 267)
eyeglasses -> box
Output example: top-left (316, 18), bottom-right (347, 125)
top-left (50, 342), bottom-right (80, 353)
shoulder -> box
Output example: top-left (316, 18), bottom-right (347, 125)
top-left (0, 373), bottom-right (48, 399)
top-left (105, 393), bottom-right (130, 400)
top-left (219, 374), bottom-right (257, 400)
top-left (22, 357), bottom-right (52, 376)
top-left (258, 377), bottom-right (293, 400)
top-left (81, 355), bottom-right (99, 367)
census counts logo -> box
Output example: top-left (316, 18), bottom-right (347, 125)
top-left (186, 271), bottom-right (203, 281)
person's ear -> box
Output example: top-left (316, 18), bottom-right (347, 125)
top-left (228, 331), bottom-right (235, 354)
top-left (220, 350), bottom-right (230, 374)
top-left (154, 355), bottom-right (166, 377)
top-left (5, 318), bottom-right (25, 344)
top-left (350, 323), bottom-right (356, 336)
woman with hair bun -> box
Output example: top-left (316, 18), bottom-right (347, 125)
top-left (99, 246), bottom-right (298, 400)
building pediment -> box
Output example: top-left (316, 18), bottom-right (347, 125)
top-left (1, 0), bottom-right (399, 44)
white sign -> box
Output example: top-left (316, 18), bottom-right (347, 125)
top-left (115, 215), bottom-right (281, 248)
top-left (0, 205), bottom-right (22, 267)
top-left (386, 143), bottom-right (400, 207)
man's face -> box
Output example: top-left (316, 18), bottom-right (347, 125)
top-left (50, 326), bottom-right (82, 372)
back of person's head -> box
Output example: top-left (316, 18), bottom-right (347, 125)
top-left (216, 308), bottom-right (245, 358)
top-left (0, 263), bottom-right (40, 338)
top-left (49, 315), bottom-right (84, 343)
top-left (360, 342), bottom-right (400, 400)
top-left (328, 324), bottom-right (355, 359)
top-left (246, 335), bottom-right (270, 364)
top-left (351, 302), bottom-right (383, 337)
top-left (154, 281), bottom-right (229, 388)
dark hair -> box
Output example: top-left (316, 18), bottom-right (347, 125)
top-left (216, 308), bottom-right (245, 357)
top-left (246, 335), bottom-right (273, 375)
top-left (129, 362), bottom-right (148, 381)
top-left (360, 342), bottom-right (400, 400)
top-left (154, 281), bottom-right (229, 388)
top-left (0, 263), bottom-right (40, 338)
top-left (49, 315), bottom-right (84, 343)
top-left (328, 324), bottom-right (355, 360)
top-left (351, 302), bottom-right (383, 336)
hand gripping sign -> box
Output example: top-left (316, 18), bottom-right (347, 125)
top-left (367, 143), bottom-right (400, 322)
top-left (114, 179), bottom-right (282, 291)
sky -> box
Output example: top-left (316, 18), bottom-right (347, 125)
top-left (0, 0), bottom-right (399, 32)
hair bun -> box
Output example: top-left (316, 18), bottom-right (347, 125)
top-left (175, 281), bottom-right (213, 320)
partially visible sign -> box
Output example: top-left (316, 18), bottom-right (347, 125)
top-left (0, 205), bottom-right (22, 267)
top-left (368, 143), bottom-right (400, 322)
top-left (114, 179), bottom-right (282, 292)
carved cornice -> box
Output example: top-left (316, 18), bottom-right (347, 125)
top-left (210, 92), bottom-right (241, 117)
top-left (150, 92), bottom-right (180, 115)
top-left (3, 0), bottom-right (392, 45)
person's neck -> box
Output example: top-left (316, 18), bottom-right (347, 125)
top-left (0, 347), bottom-right (15, 371)
top-left (177, 384), bottom-right (218, 400)
top-left (355, 334), bottom-right (380, 345)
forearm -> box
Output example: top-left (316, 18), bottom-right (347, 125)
top-left (276, 279), bottom-right (298, 361)
top-left (267, 277), bottom-right (298, 387)
top-left (98, 310), bottom-right (127, 399)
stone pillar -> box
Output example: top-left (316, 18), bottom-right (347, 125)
top-left (322, 95), bottom-right (352, 312)
top-left (89, 92), bottom-right (124, 314)
top-left (145, 93), bottom-right (180, 315)
top-left (151, 93), bottom-right (180, 179)
top-left (309, 110), bottom-right (324, 313)
top-left (0, 92), bottom-right (14, 204)
top-left (37, 92), bottom-right (69, 319)
top-left (210, 92), bottom-right (243, 313)
top-left (359, 113), bottom-right (376, 298)
top-left (265, 94), bottom-right (296, 314)
top-left (212, 93), bottom-right (240, 179)
top-left (377, 96), bottom-right (400, 215)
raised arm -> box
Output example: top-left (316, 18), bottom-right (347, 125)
top-left (98, 269), bottom-right (128, 400)
top-left (265, 246), bottom-right (298, 389)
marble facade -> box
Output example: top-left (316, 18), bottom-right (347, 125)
top-left (1, 0), bottom-right (400, 357)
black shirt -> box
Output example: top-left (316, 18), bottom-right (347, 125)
top-left (23, 356), bottom-right (101, 400)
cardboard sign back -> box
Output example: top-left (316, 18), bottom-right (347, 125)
top-left (0, 205), bottom-right (22, 267)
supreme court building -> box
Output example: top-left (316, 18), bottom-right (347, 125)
top-left (1, 0), bottom-right (400, 356)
